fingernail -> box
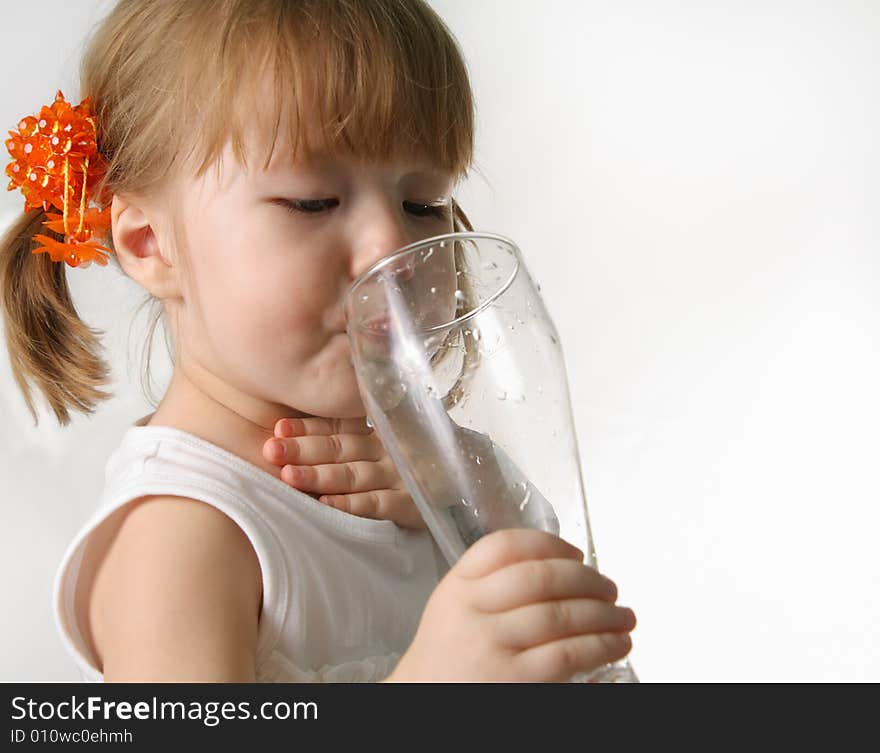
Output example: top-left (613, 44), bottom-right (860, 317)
top-left (270, 440), bottom-right (285, 460)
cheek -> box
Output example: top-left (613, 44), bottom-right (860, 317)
top-left (209, 261), bottom-right (342, 362)
top-left (191, 204), bottom-right (341, 352)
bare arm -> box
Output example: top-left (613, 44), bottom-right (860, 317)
top-left (88, 495), bottom-right (263, 682)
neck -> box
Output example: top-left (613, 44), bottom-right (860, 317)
top-left (145, 357), bottom-right (316, 488)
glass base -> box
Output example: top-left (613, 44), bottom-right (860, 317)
top-left (570, 658), bottom-right (639, 683)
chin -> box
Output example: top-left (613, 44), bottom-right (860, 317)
top-left (335, 391), bottom-right (369, 419)
top-left (284, 351), bottom-right (370, 419)
top-left (301, 384), bottom-right (368, 420)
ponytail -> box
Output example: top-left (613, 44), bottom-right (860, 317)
top-left (0, 208), bottom-right (113, 427)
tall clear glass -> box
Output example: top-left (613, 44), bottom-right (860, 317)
top-left (344, 231), bottom-right (637, 683)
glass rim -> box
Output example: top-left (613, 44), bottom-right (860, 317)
top-left (344, 230), bottom-right (522, 334)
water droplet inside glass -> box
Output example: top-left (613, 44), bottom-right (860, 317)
top-left (365, 416), bottom-right (373, 428)
top-left (360, 294), bottom-right (369, 302)
top-left (430, 286), bottom-right (437, 294)
top-left (423, 247), bottom-right (434, 261)
top-left (454, 289), bottom-right (465, 301)
top-left (461, 496), bottom-right (470, 507)
top-left (496, 390), bottom-right (507, 400)
top-left (550, 334), bottom-right (558, 344)
top-left (509, 324), bottom-right (515, 330)
top-left (440, 240), bottom-right (446, 248)
top-left (472, 329), bottom-right (481, 341)
top-left (519, 489), bottom-right (532, 511)
top-left (475, 455), bottom-right (482, 465)
top-left (536, 283), bottom-right (542, 292)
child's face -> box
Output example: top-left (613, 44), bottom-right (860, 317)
top-left (171, 137), bottom-right (456, 420)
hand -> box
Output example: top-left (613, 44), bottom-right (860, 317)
top-left (385, 528), bottom-right (636, 682)
top-left (262, 416), bottom-right (427, 530)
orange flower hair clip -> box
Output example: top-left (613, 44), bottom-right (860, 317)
top-left (5, 90), bottom-right (113, 268)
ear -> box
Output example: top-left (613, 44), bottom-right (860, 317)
top-left (110, 193), bottom-right (183, 300)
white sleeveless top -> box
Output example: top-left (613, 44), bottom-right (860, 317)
top-left (52, 418), bottom-right (451, 682)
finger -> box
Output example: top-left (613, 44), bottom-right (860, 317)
top-left (455, 529), bottom-right (584, 581)
top-left (495, 598), bottom-right (636, 651)
top-left (471, 559), bottom-right (618, 614)
top-left (265, 432), bottom-right (384, 466)
top-left (275, 416), bottom-right (372, 438)
top-left (513, 631), bottom-right (633, 682)
top-left (319, 489), bottom-right (428, 530)
top-left (281, 459), bottom-right (386, 494)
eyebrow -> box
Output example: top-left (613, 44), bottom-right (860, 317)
top-left (260, 163), bottom-right (454, 189)
top-left (265, 148), bottom-right (452, 178)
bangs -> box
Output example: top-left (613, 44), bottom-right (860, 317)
top-left (181, 0), bottom-right (475, 181)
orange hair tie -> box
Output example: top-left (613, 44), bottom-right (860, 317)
top-left (4, 90), bottom-right (114, 269)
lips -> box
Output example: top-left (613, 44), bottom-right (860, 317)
top-left (362, 313), bottom-right (391, 334)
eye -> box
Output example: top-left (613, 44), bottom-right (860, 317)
top-left (278, 198), bottom-right (451, 220)
top-left (281, 198), bottom-right (339, 215)
top-left (404, 201), bottom-right (451, 220)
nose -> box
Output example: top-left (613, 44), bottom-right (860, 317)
top-left (350, 199), bottom-right (413, 282)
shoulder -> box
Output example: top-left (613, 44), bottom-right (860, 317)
top-left (86, 494), bottom-right (263, 681)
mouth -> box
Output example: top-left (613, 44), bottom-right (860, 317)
top-left (361, 313), bottom-right (392, 335)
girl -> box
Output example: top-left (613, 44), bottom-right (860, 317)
top-left (1, 0), bottom-right (636, 682)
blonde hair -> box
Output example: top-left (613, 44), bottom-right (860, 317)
top-left (1, 0), bottom-right (479, 427)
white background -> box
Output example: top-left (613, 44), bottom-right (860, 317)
top-left (1, 1), bottom-right (877, 681)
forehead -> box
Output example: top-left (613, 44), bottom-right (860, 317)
top-left (235, 120), bottom-right (452, 187)
top-left (228, 73), bottom-right (456, 181)
top-left (204, 138), bottom-right (454, 199)
top-left (260, 147), bottom-right (454, 182)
